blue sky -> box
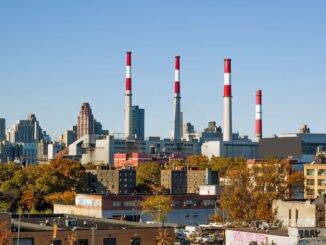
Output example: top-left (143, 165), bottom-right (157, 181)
top-left (0, 1), bottom-right (325, 139)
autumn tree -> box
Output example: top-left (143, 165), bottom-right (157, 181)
top-left (136, 162), bottom-right (161, 193)
top-left (219, 159), bottom-right (304, 223)
top-left (186, 155), bottom-right (209, 170)
top-left (209, 157), bottom-right (246, 176)
top-left (0, 220), bottom-right (10, 245)
top-left (0, 159), bottom-right (90, 212)
top-left (141, 195), bottom-right (172, 223)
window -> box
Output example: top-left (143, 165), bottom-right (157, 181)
top-left (289, 209), bottom-right (291, 220)
top-left (306, 169), bottom-right (315, 176)
top-left (131, 237), bottom-right (141, 245)
top-left (103, 238), bottom-right (117, 245)
top-left (295, 209), bottom-right (298, 223)
top-left (318, 190), bottom-right (325, 196)
top-left (318, 180), bottom-right (326, 186)
top-left (306, 179), bottom-right (315, 185)
top-left (318, 169), bottom-right (326, 176)
top-left (14, 238), bottom-right (34, 245)
top-left (53, 241), bottom-right (62, 245)
top-left (306, 188), bottom-right (315, 196)
top-left (112, 201), bottom-right (121, 207)
top-left (202, 200), bottom-right (215, 207)
top-left (77, 239), bottom-right (88, 245)
top-left (123, 201), bottom-right (133, 207)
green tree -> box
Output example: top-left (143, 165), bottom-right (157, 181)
top-left (136, 162), bottom-right (161, 192)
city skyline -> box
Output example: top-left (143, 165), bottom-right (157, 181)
top-left (1, 1), bottom-right (325, 140)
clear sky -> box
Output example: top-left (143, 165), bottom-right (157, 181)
top-left (0, 1), bottom-right (325, 140)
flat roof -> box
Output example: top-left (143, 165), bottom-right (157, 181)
top-left (11, 214), bottom-right (170, 231)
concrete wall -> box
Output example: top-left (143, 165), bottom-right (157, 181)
top-left (225, 229), bottom-right (298, 245)
top-left (273, 199), bottom-right (316, 228)
top-left (54, 204), bottom-right (102, 218)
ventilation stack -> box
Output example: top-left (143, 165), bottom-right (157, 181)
top-left (255, 89), bottom-right (262, 141)
top-left (173, 56), bottom-right (181, 141)
top-left (124, 51), bottom-right (133, 140)
top-left (223, 58), bottom-right (232, 141)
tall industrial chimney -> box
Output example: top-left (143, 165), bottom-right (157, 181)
top-left (255, 89), bottom-right (262, 141)
top-left (124, 51), bottom-right (133, 140)
top-left (223, 58), bottom-right (232, 141)
top-left (173, 56), bottom-right (181, 141)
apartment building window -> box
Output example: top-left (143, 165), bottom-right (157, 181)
top-left (306, 179), bottom-right (315, 185)
top-left (289, 209), bottom-right (291, 220)
top-left (318, 169), bottom-right (326, 176)
top-left (318, 190), bottom-right (326, 196)
top-left (306, 169), bottom-right (315, 176)
top-left (318, 179), bottom-right (326, 186)
top-left (306, 188), bottom-right (315, 196)
top-left (295, 209), bottom-right (298, 223)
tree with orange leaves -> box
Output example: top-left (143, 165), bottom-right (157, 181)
top-left (219, 159), bottom-right (304, 223)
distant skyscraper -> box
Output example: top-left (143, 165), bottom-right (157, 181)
top-left (131, 105), bottom-right (145, 140)
top-left (0, 118), bottom-right (5, 141)
top-left (8, 114), bottom-right (44, 143)
top-left (94, 120), bottom-right (103, 135)
top-left (61, 129), bottom-right (77, 147)
top-left (77, 102), bottom-right (94, 139)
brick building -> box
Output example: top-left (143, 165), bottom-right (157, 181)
top-left (0, 213), bottom-right (173, 245)
top-left (161, 168), bottom-right (219, 194)
top-left (87, 167), bottom-right (136, 194)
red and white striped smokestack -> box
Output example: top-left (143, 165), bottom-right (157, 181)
top-left (124, 51), bottom-right (133, 139)
top-left (223, 58), bottom-right (232, 141)
top-left (173, 56), bottom-right (181, 140)
top-left (255, 89), bottom-right (262, 141)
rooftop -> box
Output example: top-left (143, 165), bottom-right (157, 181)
top-left (11, 214), bottom-right (166, 232)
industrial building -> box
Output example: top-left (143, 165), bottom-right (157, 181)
top-left (201, 59), bottom-right (261, 159)
top-left (0, 213), bottom-right (173, 245)
top-left (54, 193), bottom-right (217, 226)
top-left (259, 125), bottom-right (326, 163)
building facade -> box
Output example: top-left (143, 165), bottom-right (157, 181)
top-left (7, 114), bottom-right (44, 143)
top-left (87, 167), bottom-right (136, 194)
top-left (77, 102), bottom-right (94, 139)
top-left (161, 169), bottom-right (187, 194)
top-left (161, 169), bottom-right (219, 194)
top-left (131, 105), bottom-right (145, 140)
top-left (54, 193), bottom-right (217, 226)
top-left (202, 140), bottom-right (259, 159)
top-left (0, 118), bottom-right (5, 141)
